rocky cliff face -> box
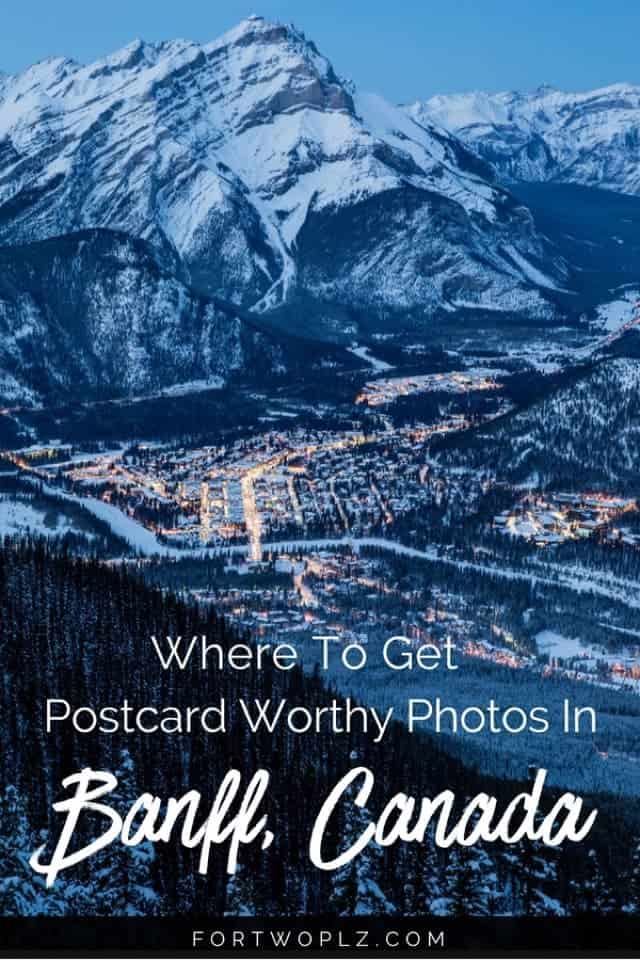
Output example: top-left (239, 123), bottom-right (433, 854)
top-left (408, 84), bottom-right (640, 196)
top-left (0, 230), bottom-right (293, 404)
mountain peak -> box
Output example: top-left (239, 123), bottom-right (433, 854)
top-left (213, 13), bottom-right (298, 47)
top-left (0, 19), bottom-right (563, 343)
top-left (13, 54), bottom-right (78, 86)
top-left (100, 38), bottom-right (151, 70)
top-left (207, 14), bottom-right (328, 73)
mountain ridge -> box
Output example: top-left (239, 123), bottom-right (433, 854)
top-left (0, 16), bottom-right (565, 349)
top-left (407, 83), bottom-right (640, 196)
top-left (0, 228), bottom-right (349, 405)
top-left (8, 19), bottom-right (640, 405)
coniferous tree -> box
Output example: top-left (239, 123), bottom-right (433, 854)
top-left (401, 833), bottom-right (440, 916)
top-left (575, 849), bottom-right (615, 914)
top-left (0, 539), bottom-right (630, 918)
top-left (626, 840), bottom-right (640, 913)
top-left (503, 837), bottom-right (564, 917)
top-left (329, 782), bottom-right (396, 915)
top-left (224, 866), bottom-right (254, 916)
top-left (88, 750), bottom-right (163, 916)
top-left (0, 786), bottom-right (65, 916)
top-left (440, 844), bottom-right (495, 917)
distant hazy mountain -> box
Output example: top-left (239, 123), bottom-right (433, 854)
top-left (407, 84), bottom-right (640, 196)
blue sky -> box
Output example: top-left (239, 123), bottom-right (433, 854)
top-left (1, 0), bottom-right (639, 99)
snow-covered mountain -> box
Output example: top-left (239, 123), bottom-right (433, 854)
top-left (435, 358), bottom-right (640, 490)
top-left (407, 84), bottom-right (640, 196)
top-left (0, 229), bottom-right (312, 405)
top-left (0, 13), bottom-right (565, 361)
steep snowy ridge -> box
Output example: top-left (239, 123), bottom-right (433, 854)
top-left (436, 358), bottom-right (640, 490)
top-left (0, 13), bottom-right (564, 351)
top-left (0, 230), bottom-right (303, 404)
top-left (408, 84), bottom-right (640, 195)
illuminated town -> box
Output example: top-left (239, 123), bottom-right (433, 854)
top-left (23, 419), bottom-right (479, 557)
top-left (356, 368), bottom-right (507, 406)
top-left (495, 492), bottom-right (638, 546)
top-left (5, 365), bottom-right (640, 701)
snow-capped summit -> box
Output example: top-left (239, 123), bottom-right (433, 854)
top-left (408, 83), bottom-right (640, 195)
top-left (0, 15), bottom-right (566, 339)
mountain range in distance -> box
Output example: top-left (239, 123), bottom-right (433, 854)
top-left (0, 15), bottom-right (639, 405)
top-left (409, 83), bottom-right (640, 196)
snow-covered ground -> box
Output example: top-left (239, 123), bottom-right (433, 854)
top-left (0, 13), bottom-right (561, 348)
top-left (595, 288), bottom-right (640, 332)
top-left (14, 477), bottom-right (640, 616)
top-left (535, 629), bottom-right (591, 660)
top-left (347, 345), bottom-right (394, 372)
top-left (23, 480), bottom-right (173, 556)
top-left (0, 496), bottom-right (78, 538)
top-left (503, 244), bottom-right (565, 292)
top-left (157, 378), bottom-right (225, 397)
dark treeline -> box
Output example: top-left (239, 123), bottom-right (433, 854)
top-left (430, 358), bottom-right (640, 492)
top-left (0, 538), bottom-right (638, 917)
